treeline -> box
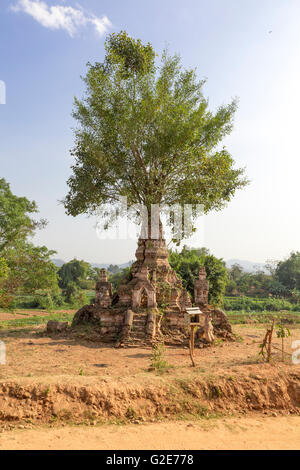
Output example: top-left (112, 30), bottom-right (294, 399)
top-left (168, 247), bottom-right (300, 307)
top-left (226, 254), bottom-right (300, 300)
top-left (223, 297), bottom-right (300, 312)
top-left (59, 250), bottom-right (300, 310)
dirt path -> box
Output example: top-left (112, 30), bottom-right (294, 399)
top-left (1, 416), bottom-right (299, 450)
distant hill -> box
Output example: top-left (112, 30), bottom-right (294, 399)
top-left (226, 259), bottom-right (268, 273)
top-left (52, 259), bottom-right (133, 270)
top-left (53, 257), bottom-right (267, 274)
top-left (52, 258), bottom-right (65, 267)
top-left (91, 261), bottom-right (133, 269)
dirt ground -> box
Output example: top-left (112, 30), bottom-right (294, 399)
top-left (0, 320), bottom-right (299, 450)
top-left (0, 323), bottom-right (299, 382)
top-left (0, 416), bottom-right (299, 450)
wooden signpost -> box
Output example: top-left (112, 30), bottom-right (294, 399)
top-left (184, 307), bottom-right (204, 367)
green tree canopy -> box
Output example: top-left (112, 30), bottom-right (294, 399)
top-left (0, 178), bottom-right (46, 253)
top-left (169, 246), bottom-right (227, 305)
top-left (275, 252), bottom-right (300, 291)
top-left (58, 259), bottom-right (90, 289)
top-left (228, 263), bottom-right (244, 281)
top-left (0, 178), bottom-right (58, 307)
top-left (107, 264), bottom-right (121, 274)
top-left (109, 266), bottom-right (132, 292)
top-left (0, 258), bottom-right (8, 279)
top-left (4, 242), bottom-right (58, 295)
top-left (64, 31), bottom-right (248, 237)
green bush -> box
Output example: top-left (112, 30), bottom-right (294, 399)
top-left (34, 293), bottom-right (54, 310)
top-left (10, 292), bottom-right (65, 310)
top-left (169, 246), bottom-right (227, 306)
top-left (62, 281), bottom-right (88, 307)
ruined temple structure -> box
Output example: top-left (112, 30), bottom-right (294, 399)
top-left (72, 233), bottom-right (233, 346)
top-left (193, 268), bottom-right (233, 341)
top-left (95, 269), bottom-right (112, 308)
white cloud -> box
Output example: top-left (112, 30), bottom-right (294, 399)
top-left (91, 16), bottom-right (112, 36)
top-left (11, 0), bottom-right (112, 37)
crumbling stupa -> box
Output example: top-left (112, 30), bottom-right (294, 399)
top-left (72, 230), bottom-right (232, 345)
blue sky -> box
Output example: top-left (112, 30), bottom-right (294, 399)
top-left (1, 0), bottom-right (300, 265)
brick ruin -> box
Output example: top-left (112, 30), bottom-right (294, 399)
top-left (72, 234), bottom-right (233, 346)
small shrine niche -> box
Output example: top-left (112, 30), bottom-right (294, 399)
top-left (129, 265), bottom-right (157, 309)
top-left (132, 283), bottom-right (157, 309)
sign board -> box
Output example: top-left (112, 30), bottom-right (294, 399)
top-left (185, 307), bottom-right (203, 315)
top-left (184, 307), bottom-right (203, 325)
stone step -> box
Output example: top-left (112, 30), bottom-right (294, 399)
top-left (131, 332), bottom-right (146, 338)
top-left (131, 333), bottom-right (145, 339)
top-left (133, 320), bottom-right (147, 326)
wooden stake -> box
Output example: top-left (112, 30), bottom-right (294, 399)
top-left (267, 319), bottom-right (275, 363)
top-left (191, 325), bottom-right (195, 354)
top-left (189, 325), bottom-right (196, 367)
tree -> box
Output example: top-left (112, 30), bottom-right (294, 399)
top-left (4, 242), bottom-right (58, 294)
top-left (0, 179), bottom-right (59, 308)
top-left (87, 266), bottom-right (100, 282)
top-left (0, 242), bottom-right (59, 308)
top-left (58, 259), bottom-right (90, 290)
top-left (225, 278), bottom-right (237, 295)
top-left (0, 257), bottom-right (10, 308)
top-left (204, 254), bottom-right (228, 305)
top-left (64, 31), bottom-right (248, 238)
top-left (0, 178), bottom-right (46, 253)
top-left (228, 263), bottom-right (244, 281)
top-left (267, 279), bottom-right (288, 298)
top-left (275, 252), bottom-right (300, 292)
top-left (0, 258), bottom-right (8, 279)
top-left (169, 246), bottom-right (228, 305)
top-left (109, 266), bottom-right (132, 292)
top-left (169, 246), bottom-right (203, 294)
top-left (107, 264), bottom-right (120, 274)
top-left (109, 264), bottom-right (120, 274)
top-left (62, 281), bottom-right (88, 306)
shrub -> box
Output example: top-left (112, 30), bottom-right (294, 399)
top-left (149, 343), bottom-right (170, 371)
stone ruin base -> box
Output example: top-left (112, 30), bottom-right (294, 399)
top-left (71, 239), bottom-right (234, 347)
top-left (71, 303), bottom-right (234, 347)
